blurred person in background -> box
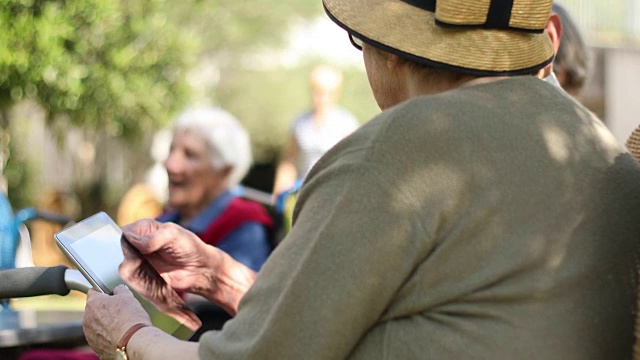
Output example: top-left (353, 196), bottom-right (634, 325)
top-left (272, 64), bottom-right (359, 196)
top-left (553, 3), bottom-right (590, 98)
top-left (541, 3), bottom-right (591, 98)
top-left (157, 107), bottom-right (273, 336)
top-left (117, 183), bottom-right (163, 227)
top-left (157, 107), bottom-right (272, 273)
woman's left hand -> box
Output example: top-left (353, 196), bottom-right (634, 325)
top-left (83, 284), bottom-right (152, 358)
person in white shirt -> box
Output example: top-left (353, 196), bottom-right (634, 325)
top-left (272, 65), bottom-right (359, 195)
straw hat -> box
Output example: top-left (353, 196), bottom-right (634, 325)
top-left (323, 0), bottom-right (555, 76)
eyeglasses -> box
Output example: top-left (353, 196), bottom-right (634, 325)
top-left (349, 33), bottom-right (363, 51)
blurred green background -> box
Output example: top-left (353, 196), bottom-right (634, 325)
top-left (0, 0), bottom-right (379, 218)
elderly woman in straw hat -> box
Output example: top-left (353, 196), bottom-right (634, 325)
top-left (82, 0), bottom-right (640, 359)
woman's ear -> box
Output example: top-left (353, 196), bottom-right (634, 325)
top-left (218, 165), bottom-right (233, 180)
top-left (546, 13), bottom-right (563, 57)
top-left (224, 166), bottom-right (233, 177)
top-left (538, 12), bottom-right (563, 79)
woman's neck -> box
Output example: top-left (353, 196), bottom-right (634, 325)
top-left (407, 74), bottom-right (510, 99)
top-left (177, 188), bottom-right (227, 226)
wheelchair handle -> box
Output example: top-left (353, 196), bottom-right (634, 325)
top-left (0, 266), bottom-right (91, 300)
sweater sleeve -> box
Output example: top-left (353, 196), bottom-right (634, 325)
top-left (198, 113), bottom-right (455, 359)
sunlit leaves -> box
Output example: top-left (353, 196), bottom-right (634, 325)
top-left (0, 0), bottom-right (196, 139)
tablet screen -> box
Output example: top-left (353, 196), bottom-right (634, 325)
top-left (69, 225), bottom-right (124, 292)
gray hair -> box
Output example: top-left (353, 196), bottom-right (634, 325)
top-left (173, 107), bottom-right (252, 188)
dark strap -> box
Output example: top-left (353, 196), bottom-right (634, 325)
top-left (401, 0), bottom-right (435, 11)
top-left (486, 0), bottom-right (515, 29)
top-left (400, 0), bottom-right (541, 33)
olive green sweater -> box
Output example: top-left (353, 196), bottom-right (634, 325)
top-left (200, 77), bottom-right (640, 359)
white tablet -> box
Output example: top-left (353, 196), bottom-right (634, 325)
top-left (55, 212), bottom-right (200, 340)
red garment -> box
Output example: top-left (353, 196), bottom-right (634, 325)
top-left (19, 349), bottom-right (99, 360)
top-left (196, 197), bottom-right (273, 247)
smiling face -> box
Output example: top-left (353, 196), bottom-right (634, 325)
top-left (164, 130), bottom-right (229, 220)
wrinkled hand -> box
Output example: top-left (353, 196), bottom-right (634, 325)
top-left (120, 236), bottom-right (201, 331)
top-left (83, 285), bottom-right (151, 359)
top-left (120, 219), bottom-right (220, 293)
top-left (119, 219), bottom-right (220, 327)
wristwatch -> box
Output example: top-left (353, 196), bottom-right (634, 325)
top-left (116, 323), bottom-right (150, 360)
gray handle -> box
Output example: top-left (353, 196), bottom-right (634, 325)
top-left (0, 266), bottom-right (70, 299)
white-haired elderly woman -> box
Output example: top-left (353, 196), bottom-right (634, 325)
top-left (156, 107), bottom-right (272, 272)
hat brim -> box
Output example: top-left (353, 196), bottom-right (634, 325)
top-left (324, 0), bottom-right (554, 76)
top-left (626, 125), bottom-right (640, 163)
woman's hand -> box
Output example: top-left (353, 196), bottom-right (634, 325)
top-left (118, 218), bottom-right (257, 316)
top-left (83, 285), bottom-right (151, 359)
top-left (119, 219), bottom-right (219, 296)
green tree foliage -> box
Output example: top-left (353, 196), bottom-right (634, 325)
top-left (0, 0), bottom-right (197, 138)
top-left (165, 0), bottom-right (321, 58)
